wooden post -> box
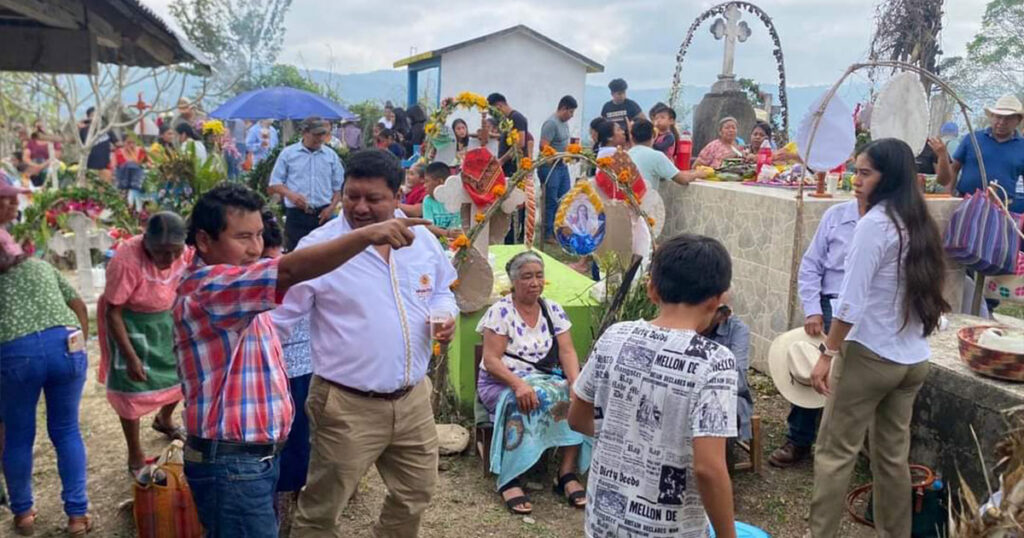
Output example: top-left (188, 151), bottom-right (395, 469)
top-left (809, 171), bottom-right (832, 198)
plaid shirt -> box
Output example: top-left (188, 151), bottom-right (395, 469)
top-left (173, 257), bottom-right (294, 443)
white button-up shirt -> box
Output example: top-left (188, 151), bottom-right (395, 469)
top-left (271, 211), bottom-right (459, 392)
top-left (835, 203), bottom-right (929, 364)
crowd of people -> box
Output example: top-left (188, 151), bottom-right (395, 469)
top-left (0, 73), bottom-right (1021, 538)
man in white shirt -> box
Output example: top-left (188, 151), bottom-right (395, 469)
top-left (273, 149), bottom-right (458, 538)
top-left (628, 119), bottom-right (708, 188)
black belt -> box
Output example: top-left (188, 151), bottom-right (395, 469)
top-left (185, 436), bottom-right (283, 460)
top-left (286, 205), bottom-right (329, 215)
top-left (821, 294), bottom-right (838, 299)
top-left (324, 377), bottom-right (413, 401)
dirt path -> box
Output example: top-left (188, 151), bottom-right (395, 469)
top-left (0, 338), bottom-right (874, 537)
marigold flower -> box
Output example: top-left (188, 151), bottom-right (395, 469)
top-left (201, 119), bottom-right (226, 136)
top-left (647, 217), bottom-right (656, 227)
top-left (596, 157), bottom-right (613, 167)
top-left (540, 145), bottom-right (557, 157)
top-left (424, 122), bottom-right (437, 135)
top-left (432, 342), bottom-right (442, 356)
top-left (519, 157), bottom-right (533, 171)
top-left (492, 184), bottom-right (507, 196)
top-left (567, 143), bottom-right (582, 154)
top-left (474, 213), bottom-right (485, 223)
top-left (617, 170), bottom-right (632, 183)
top-left (450, 234), bottom-right (470, 250)
top-left (449, 279), bottom-right (461, 290)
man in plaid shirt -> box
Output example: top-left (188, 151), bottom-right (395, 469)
top-left (174, 183), bottom-right (428, 537)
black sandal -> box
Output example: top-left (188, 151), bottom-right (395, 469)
top-left (498, 478), bottom-right (532, 515)
top-left (554, 473), bottom-right (586, 508)
top-left (151, 418), bottom-right (186, 441)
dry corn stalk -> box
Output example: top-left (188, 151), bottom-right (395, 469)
top-left (950, 406), bottom-right (1024, 537)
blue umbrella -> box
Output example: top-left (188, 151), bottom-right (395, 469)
top-left (209, 86), bottom-right (355, 121)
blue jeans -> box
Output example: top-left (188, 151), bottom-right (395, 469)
top-left (1, 326), bottom-right (89, 517)
top-left (185, 448), bottom-right (280, 537)
top-left (786, 295), bottom-right (834, 447)
top-left (276, 374), bottom-right (311, 492)
top-left (539, 164), bottom-right (571, 240)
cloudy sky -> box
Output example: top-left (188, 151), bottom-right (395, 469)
top-left (146, 0), bottom-right (989, 88)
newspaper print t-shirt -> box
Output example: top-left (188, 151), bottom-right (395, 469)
top-left (574, 320), bottom-right (738, 538)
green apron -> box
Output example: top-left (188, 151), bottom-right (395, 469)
top-left (106, 309), bottom-right (179, 394)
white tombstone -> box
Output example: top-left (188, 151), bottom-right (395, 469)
top-left (47, 211), bottom-right (113, 302)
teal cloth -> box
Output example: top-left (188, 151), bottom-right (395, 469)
top-left (488, 373), bottom-right (592, 489)
top-left (422, 195), bottom-right (462, 229)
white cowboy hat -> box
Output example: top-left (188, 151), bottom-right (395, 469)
top-left (985, 95), bottom-right (1023, 117)
top-left (768, 328), bottom-right (828, 409)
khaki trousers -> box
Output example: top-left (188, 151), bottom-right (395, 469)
top-left (809, 341), bottom-right (929, 538)
top-left (292, 377), bottom-right (438, 538)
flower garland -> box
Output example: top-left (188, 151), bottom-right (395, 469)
top-left (422, 91), bottom-right (516, 166)
top-left (449, 147), bottom-right (655, 268)
top-left (11, 179), bottom-right (139, 253)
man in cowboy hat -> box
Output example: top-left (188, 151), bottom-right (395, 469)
top-left (171, 97), bottom-right (205, 129)
top-left (934, 94), bottom-right (1024, 212)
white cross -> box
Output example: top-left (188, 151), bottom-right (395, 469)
top-left (710, 4), bottom-right (752, 79)
top-left (47, 211), bottom-right (112, 302)
top-left (433, 174), bottom-right (526, 256)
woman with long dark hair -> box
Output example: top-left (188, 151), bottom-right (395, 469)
top-left (808, 138), bottom-right (950, 537)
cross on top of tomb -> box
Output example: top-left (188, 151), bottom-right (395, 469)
top-left (710, 4), bottom-right (752, 81)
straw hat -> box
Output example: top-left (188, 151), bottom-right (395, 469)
top-left (768, 328), bottom-right (828, 409)
top-left (985, 95), bottom-right (1023, 118)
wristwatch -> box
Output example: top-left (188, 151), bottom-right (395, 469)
top-left (818, 343), bottom-right (840, 358)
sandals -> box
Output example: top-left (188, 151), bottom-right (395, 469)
top-left (554, 473), bottom-right (586, 509)
top-left (67, 514), bottom-right (93, 537)
top-left (151, 418), bottom-right (186, 441)
top-left (498, 478), bottom-right (532, 515)
top-left (12, 509), bottom-right (36, 536)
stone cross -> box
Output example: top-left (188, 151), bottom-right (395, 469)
top-left (710, 4), bottom-right (752, 80)
top-left (433, 174), bottom-right (526, 256)
top-left (47, 211), bottom-right (113, 302)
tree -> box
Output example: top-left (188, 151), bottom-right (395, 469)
top-left (869, 0), bottom-right (944, 93)
top-left (938, 0), bottom-right (1023, 116)
top-left (25, 65), bottom-right (204, 185)
top-left (170, 0), bottom-right (293, 94)
top-left (255, 64), bottom-right (342, 103)
top-left (347, 100), bottom-right (384, 148)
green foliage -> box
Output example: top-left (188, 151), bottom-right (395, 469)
top-left (347, 100), bottom-right (385, 147)
top-left (589, 252), bottom-right (658, 341)
top-left (11, 179), bottom-right (138, 252)
top-left (169, 0), bottom-right (293, 93)
top-left (146, 144), bottom-right (228, 216)
top-left (938, 0), bottom-right (1023, 112)
top-left (254, 64), bottom-right (342, 102)
top-left (243, 136), bottom-right (350, 200)
top-left (967, 0), bottom-right (1024, 67)
top-left (738, 78), bottom-right (785, 143)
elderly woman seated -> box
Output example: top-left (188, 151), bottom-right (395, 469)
top-left (477, 251), bottom-right (589, 515)
top-left (695, 116), bottom-right (746, 169)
